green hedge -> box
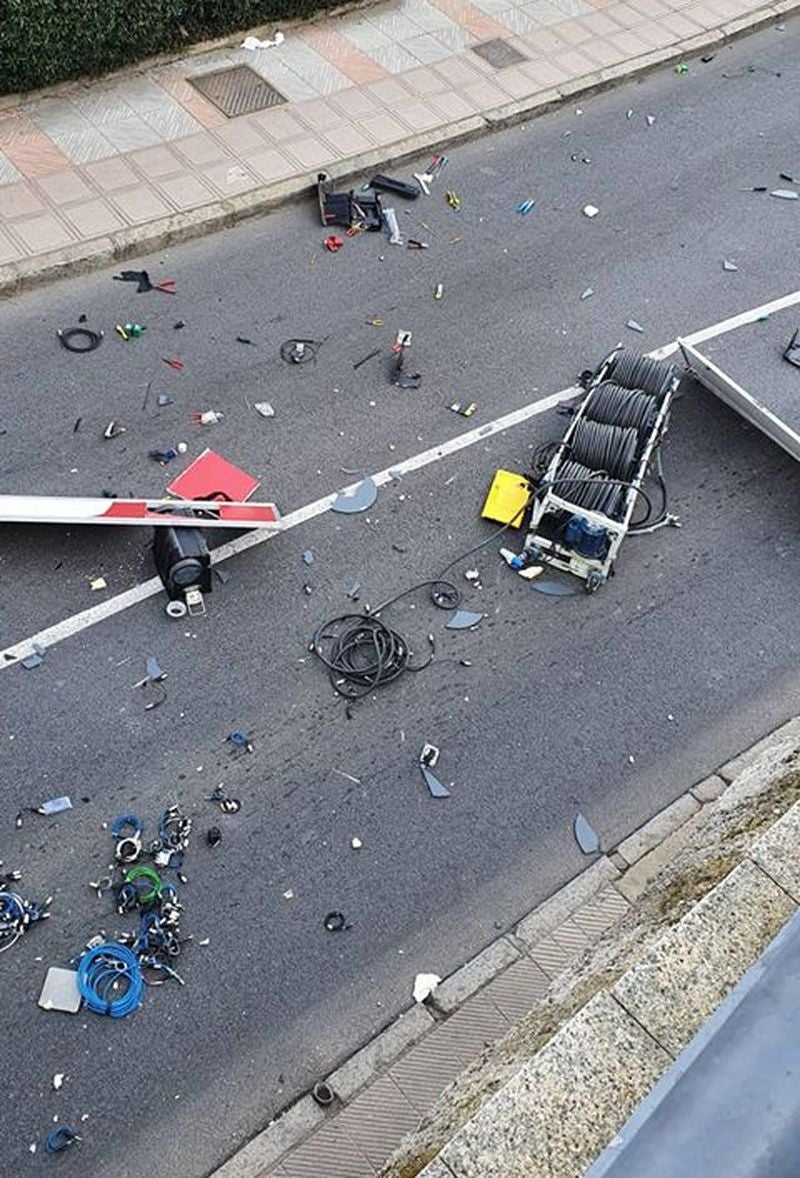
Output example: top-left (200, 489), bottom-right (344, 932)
top-left (0, 0), bottom-right (339, 95)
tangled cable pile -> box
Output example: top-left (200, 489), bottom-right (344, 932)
top-left (0, 887), bottom-right (50, 954)
top-left (78, 805), bottom-right (194, 1016)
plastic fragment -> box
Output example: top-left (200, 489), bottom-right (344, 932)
top-left (583, 205), bottom-right (599, 218)
top-left (580, 288), bottom-right (595, 300)
top-left (770, 189), bottom-right (799, 200)
top-left (302, 550), bottom-right (314, 566)
top-left (413, 973), bottom-right (441, 1003)
top-left (646, 115), bottom-right (656, 126)
top-left (332, 477), bottom-right (378, 514)
top-left (52, 1074), bottom-right (64, 1091)
top-left (421, 766), bottom-right (450, 798)
top-left (254, 401), bottom-right (275, 417)
top-left (37, 796), bottom-right (73, 816)
top-left (723, 259), bottom-right (738, 271)
top-left (38, 967), bottom-right (82, 1014)
top-left (516, 199), bottom-right (535, 215)
top-left (446, 611), bottom-right (483, 630)
top-left (449, 400), bottom-right (476, 417)
top-left (574, 812), bottom-right (600, 854)
top-left (351, 837), bottom-right (363, 849)
top-left (383, 207), bottom-right (403, 245)
top-left (531, 580), bottom-right (576, 597)
top-left (89, 577), bottom-right (107, 591)
top-left (675, 62), bottom-right (689, 75)
top-left (626, 319), bottom-right (645, 333)
top-left (146, 656), bottom-right (165, 682)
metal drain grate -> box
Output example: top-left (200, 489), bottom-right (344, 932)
top-left (189, 65), bottom-right (286, 118)
top-left (471, 39), bottom-right (527, 68)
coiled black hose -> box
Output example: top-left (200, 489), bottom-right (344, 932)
top-left (551, 459), bottom-right (625, 518)
top-left (311, 615), bottom-right (434, 699)
top-left (570, 418), bottom-right (638, 480)
top-left (607, 350), bottom-right (673, 397)
top-left (585, 382), bottom-right (659, 432)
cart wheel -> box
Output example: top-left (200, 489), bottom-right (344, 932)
top-left (585, 571), bottom-right (603, 594)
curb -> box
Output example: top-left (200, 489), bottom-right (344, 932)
top-left (1, 2), bottom-right (795, 298)
top-left (210, 714), bottom-right (800, 1178)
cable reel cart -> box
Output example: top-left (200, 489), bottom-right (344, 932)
top-left (524, 350), bottom-right (680, 592)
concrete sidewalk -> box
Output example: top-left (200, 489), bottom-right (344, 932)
top-left (0, 0), bottom-right (792, 291)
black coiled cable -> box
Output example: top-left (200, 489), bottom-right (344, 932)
top-left (570, 418), bottom-right (638, 480)
top-left (585, 382), bottom-right (659, 432)
top-left (552, 459), bottom-right (625, 517)
top-left (607, 350), bottom-right (673, 397)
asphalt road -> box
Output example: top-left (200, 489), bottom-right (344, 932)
top-left (2, 21), bottom-right (800, 1177)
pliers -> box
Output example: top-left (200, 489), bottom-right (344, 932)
top-left (154, 278), bottom-right (177, 294)
top-left (162, 356), bottom-right (185, 371)
top-left (445, 189), bottom-right (461, 211)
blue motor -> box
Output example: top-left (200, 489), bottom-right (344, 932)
top-left (564, 515), bottom-right (608, 559)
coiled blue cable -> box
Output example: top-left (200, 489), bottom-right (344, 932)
top-left (77, 942), bottom-right (143, 1018)
top-left (110, 813), bottom-right (144, 839)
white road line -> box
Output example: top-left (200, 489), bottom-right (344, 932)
top-left (3, 288), bottom-right (799, 669)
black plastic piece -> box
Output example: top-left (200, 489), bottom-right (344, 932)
top-left (369, 174), bottom-right (420, 200)
top-left (152, 521), bottom-right (212, 600)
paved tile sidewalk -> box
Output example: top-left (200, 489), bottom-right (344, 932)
top-left (0, 0), bottom-right (787, 275)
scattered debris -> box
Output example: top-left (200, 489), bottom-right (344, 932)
top-left (581, 288), bottom-right (595, 300)
top-left (57, 327), bottom-right (103, 353)
top-left (626, 319), bottom-right (645, 333)
top-left (318, 172), bottom-right (382, 231)
top-left (103, 421), bottom-right (125, 439)
top-left (210, 785), bottom-right (241, 814)
top-left (89, 576), bottom-right (107, 591)
top-left (531, 580), bottom-right (577, 597)
top-left (407, 239), bottom-right (429, 249)
top-left (449, 400), bottom-right (476, 417)
top-left (46, 1126), bottom-right (80, 1154)
top-left (384, 207), bottom-right (403, 245)
top-left (206, 827), bottom-right (222, 848)
top-left (770, 189), bottom-right (799, 200)
top-left (351, 837), bottom-right (363, 849)
top-left (0, 888), bottom-right (51, 953)
top-left (324, 234), bottom-right (344, 252)
top-left (52, 1073), bottom-right (65, 1091)
top-left (446, 610), bottom-right (483, 629)
top-left (346, 582), bottom-right (361, 601)
top-left (646, 115), bottom-right (656, 126)
top-left (675, 62), bottom-right (689, 75)
top-left (573, 811), bottom-right (600, 854)
top-left (37, 796), bottom-right (73, 816)
top-left (167, 448), bottom-right (260, 502)
top-left (227, 730), bottom-right (254, 754)
top-left (420, 743), bottom-right (450, 797)
top-left (516, 199), bottom-right (535, 215)
top-left (254, 401), bottom-right (275, 417)
top-left (157, 394), bottom-right (173, 406)
top-left (723, 259), bottom-right (739, 272)
top-left (583, 205), bottom-right (599, 218)
top-left (413, 973), bottom-right (441, 1003)
top-left (433, 283), bottom-right (444, 301)
top-left (302, 550), bottom-right (314, 566)
top-left (331, 476), bottom-right (378, 514)
top-left (445, 189), bottom-right (461, 211)
top-left (149, 444), bottom-right (187, 463)
top-left (323, 911), bottom-right (349, 932)
top-left (113, 269), bottom-right (175, 294)
top-left (312, 1081), bottom-right (335, 1107)
top-left (190, 410), bottom-right (224, 426)
top-left (242, 31), bottom-right (284, 49)
top-left (280, 338), bottom-right (321, 365)
top-left (21, 641), bottom-right (47, 670)
top-left (370, 175), bottom-right (419, 200)
top-left (783, 329), bottom-right (800, 370)
top-left (39, 966), bottom-right (82, 1013)
top-left (114, 322), bottom-right (146, 341)
top-left (353, 347), bottom-right (381, 370)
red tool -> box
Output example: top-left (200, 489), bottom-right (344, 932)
top-left (154, 279), bottom-right (177, 294)
top-left (162, 357), bottom-right (185, 371)
top-left (324, 235), bottom-right (344, 252)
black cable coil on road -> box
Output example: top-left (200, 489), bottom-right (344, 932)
top-left (549, 459), bottom-right (625, 518)
top-left (569, 418), bottom-right (639, 481)
top-left (585, 382), bottom-right (659, 432)
top-left (605, 350), bottom-right (673, 397)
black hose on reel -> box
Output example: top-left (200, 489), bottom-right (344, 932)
top-left (585, 382), bottom-right (659, 432)
top-left (569, 418), bottom-right (638, 480)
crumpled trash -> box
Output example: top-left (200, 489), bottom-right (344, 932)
top-left (242, 32), bottom-right (284, 49)
top-left (413, 973), bottom-right (441, 1003)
